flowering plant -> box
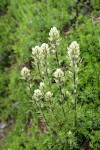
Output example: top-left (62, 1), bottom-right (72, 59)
top-left (21, 27), bottom-right (81, 149)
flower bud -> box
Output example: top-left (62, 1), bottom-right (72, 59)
top-left (32, 46), bottom-right (40, 55)
top-left (32, 46), bottom-right (41, 61)
top-left (21, 67), bottom-right (30, 79)
top-left (52, 50), bottom-right (56, 55)
top-left (45, 91), bottom-right (53, 100)
top-left (39, 82), bottom-right (45, 90)
top-left (41, 43), bottom-right (49, 56)
top-left (33, 89), bottom-right (42, 100)
top-left (68, 131), bottom-right (72, 136)
top-left (54, 68), bottom-right (64, 78)
top-left (49, 27), bottom-right (60, 42)
top-left (67, 41), bottom-right (80, 63)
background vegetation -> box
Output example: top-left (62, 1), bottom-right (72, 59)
top-left (0, 0), bottom-right (100, 149)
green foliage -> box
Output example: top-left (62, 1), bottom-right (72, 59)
top-left (0, 0), bottom-right (100, 150)
top-left (0, 0), bottom-right (9, 14)
top-left (92, 0), bottom-right (100, 9)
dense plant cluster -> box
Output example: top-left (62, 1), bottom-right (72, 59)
top-left (0, 0), bottom-right (100, 150)
top-left (20, 27), bottom-right (82, 149)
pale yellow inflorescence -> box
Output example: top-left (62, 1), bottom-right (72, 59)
top-left (33, 89), bottom-right (42, 101)
top-left (41, 43), bottom-right (49, 56)
top-left (49, 27), bottom-right (60, 43)
top-left (32, 43), bottom-right (49, 63)
top-left (67, 41), bottom-right (80, 66)
top-left (32, 46), bottom-right (41, 57)
top-left (54, 68), bottom-right (64, 78)
top-left (21, 67), bottom-right (30, 79)
top-left (45, 91), bottom-right (53, 100)
top-left (39, 82), bottom-right (45, 90)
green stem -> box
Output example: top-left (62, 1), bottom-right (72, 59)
top-left (53, 42), bottom-right (60, 67)
top-left (44, 58), bottom-right (51, 89)
top-left (49, 100), bottom-right (62, 130)
top-left (38, 102), bottom-right (56, 133)
top-left (37, 61), bottom-right (41, 78)
top-left (55, 51), bottom-right (60, 67)
top-left (58, 79), bottom-right (66, 118)
top-left (73, 70), bottom-right (77, 127)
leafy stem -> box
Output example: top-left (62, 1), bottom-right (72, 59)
top-left (58, 78), bottom-right (66, 118)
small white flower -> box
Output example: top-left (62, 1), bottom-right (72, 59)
top-left (33, 89), bottom-right (42, 100)
top-left (68, 41), bottom-right (79, 52)
top-left (39, 82), bottom-right (45, 90)
top-left (21, 67), bottom-right (30, 79)
top-left (49, 27), bottom-right (60, 42)
top-left (45, 91), bottom-right (53, 100)
top-left (67, 41), bottom-right (80, 61)
top-left (68, 131), bottom-right (72, 136)
top-left (32, 46), bottom-right (41, 58)
top-left (54, 68), bottom-right (64, 78)
top-left (41, 43), bottom-right (49, 56)
top-left (52, 50), bottom-right (56, 55)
